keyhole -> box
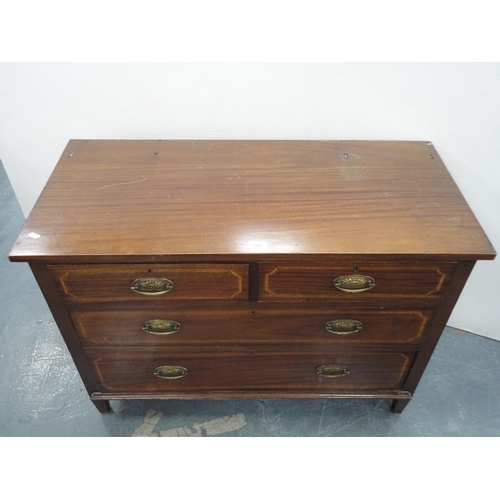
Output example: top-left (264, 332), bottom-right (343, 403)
top-left (354, 267), bottom-right (359, 273)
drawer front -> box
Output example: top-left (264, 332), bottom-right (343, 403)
top-left (71, 306), bottom-right (433, 346)
top-left (260, 262), bottom-right (456, 303)
top-left (48, 263), bottom-right (249, 304)
top-left (86, 347), bottom-right (415, 393)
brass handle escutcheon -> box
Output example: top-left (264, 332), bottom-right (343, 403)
top-left (131, 277), bottom-right (173, 296)
top-left (316, 365), bottom-right (349, 378)
top-left (333, 275), bottom-right (375, 293)
top-left (143, 319), bottom-right (181, 335)
top-left (154, 366), bottom-right (188, 379)
top-left (325, 319), bottom-right (362, 335)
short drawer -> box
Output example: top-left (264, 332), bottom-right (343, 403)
top-left (86, 347), bottom-right (415, 393)
top-left (71, 306), bottom-right (433, 346)
top-left (48, 263), bottom-right (249, 304)
top-left (260, 262), bottom-right (456, 303)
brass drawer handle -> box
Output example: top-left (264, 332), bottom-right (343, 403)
top-left (131, 277), bottom-right (173, 296)
top-left (154, 366), bottom-right (188, 379)
top-left (325, 319), bottom-right (362, 335)
top-left (316, 365), bottom-right (349, 378)
top-left (143, 319), bottom-right (181, 335)
top-left (333, 275), bottom-right (375, 293)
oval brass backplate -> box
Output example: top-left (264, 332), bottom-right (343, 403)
top-left (154, 366), bottom-right (188, 379)
top-left (142, 319), bottom-right (181, 335)
top-left (325, 319), bottom-right (363, 335)
top-left (316, 365), bottom-right (349, 378)
top-left (333, 275), bottom-right (375, 293)
top-left (131, 277), bottom-right (174, 296)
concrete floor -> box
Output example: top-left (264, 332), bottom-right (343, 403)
top-left (2, 160), bottom-right (500, 437)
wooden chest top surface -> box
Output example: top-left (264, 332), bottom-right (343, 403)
top-left (9, 140), bottom-right (496, 262)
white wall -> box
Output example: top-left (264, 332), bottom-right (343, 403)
top-left (1, 63), bottom-right (499, 339)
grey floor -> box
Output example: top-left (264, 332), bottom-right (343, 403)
top-left (2, 160), bottom-right (500, 437)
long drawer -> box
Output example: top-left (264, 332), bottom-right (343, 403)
top-left (260, 262), bottom-right (456, 303)
top-left (47, 263), bottom-right (249, 303)
top-left (86, 347), bottom-right (415, 393)
top-left (71, 306), bottom-right (434, 346)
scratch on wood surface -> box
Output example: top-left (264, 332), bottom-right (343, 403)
top-left (443, 216), bottom-right (461, 230)
top-left (98, 177), bottom-right (148, 190)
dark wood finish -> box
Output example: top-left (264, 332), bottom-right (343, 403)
top-left (249, 261), bottom-right (260, 302)
top-left (29, 263), bottom-right (106, 412)
top-left (9, 140), bottom-right (496, 414)
top-left (391, 260), bottom-right (477, 412)
top-left (70, 306), bottom-right (434, 347)
top-left (9, 140), bottom-right (495, 263)
top-left (391, 398), bottom-right (411, 414)
top-left (48, 263), bottom-right (249, 303)
top-left (92, 390), bottom-right (412, 401)
top-left (92, 399), bottom-right (111, 414)
top-left (260, 262), bottom-right (456, 303)
top-left (85, 346), bottom-right (415, 392)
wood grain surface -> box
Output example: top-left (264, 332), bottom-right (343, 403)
top-left (47, 263), bottom-right (248, 303)
top-left (86, 346), bottom-right (415, 393)
top-left (260, 261), bottom-right (456, 303)
top-left (9, 140), bottom-right (496, 414)
top-left (9, 140), bottom-right (496, 262)
top-left (71, 305), bottom-right (433, 347)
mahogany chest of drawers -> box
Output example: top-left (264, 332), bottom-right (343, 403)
top-left (9, 140), bottom-right (496, 413)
